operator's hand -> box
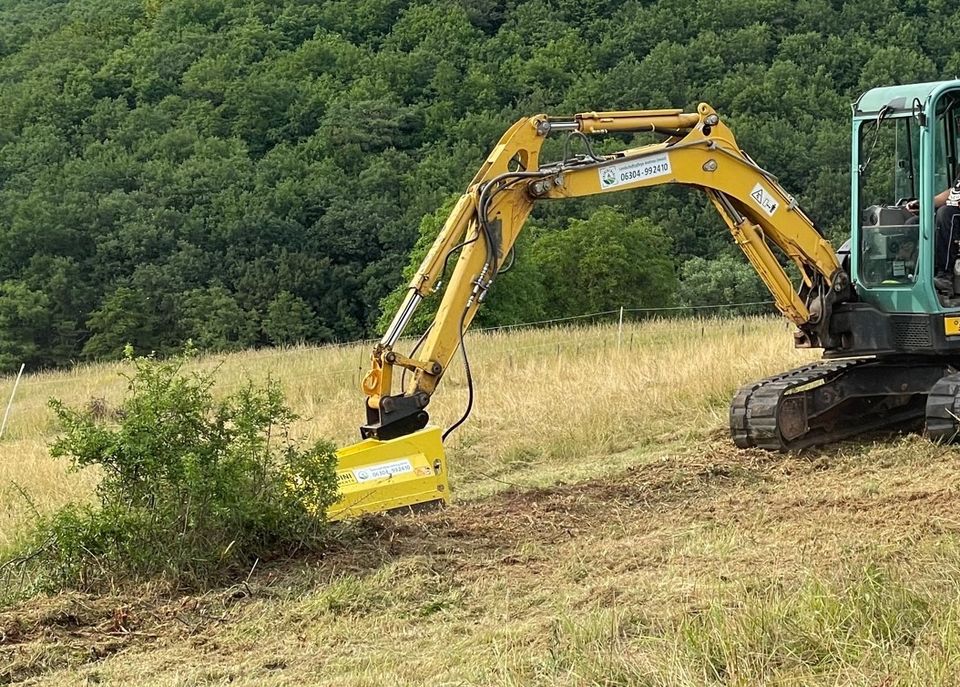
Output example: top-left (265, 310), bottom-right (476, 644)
top-left (905, 199), bottom-right (920, 213)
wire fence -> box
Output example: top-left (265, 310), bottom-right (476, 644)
top-left (472, 299), bottom-right (775, 333)
top-left (0, 299), bottom-right (780, 440)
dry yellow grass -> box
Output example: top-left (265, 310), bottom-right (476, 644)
top-left (11, 316), bottom-right (960, 685)
top-left (0, 315), bottom-right (810, 550)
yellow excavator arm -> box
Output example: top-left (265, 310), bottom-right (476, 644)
top-left (363, 102), bottom-right (848, 441)
top-left (328, 102), bottom-right (851, 520)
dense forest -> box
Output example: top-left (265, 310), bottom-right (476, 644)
top-left (0, 0), bottom-right (954, 368)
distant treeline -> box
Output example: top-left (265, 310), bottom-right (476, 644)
top-left (0, 0), bottom-right (951, 367)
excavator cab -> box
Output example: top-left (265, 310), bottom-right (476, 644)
top-left (726, 82), bottom-right (960, 452)
top-left (852, 81), bottom-right (960, 314)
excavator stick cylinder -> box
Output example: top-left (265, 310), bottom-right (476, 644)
top-left (327, 426), bottom-right (450, 521)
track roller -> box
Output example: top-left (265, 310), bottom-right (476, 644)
top-left (924, 371), bottom-right (960, 443)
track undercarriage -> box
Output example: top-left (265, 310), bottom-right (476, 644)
top-left (730, 357), bottom-right (960, 450)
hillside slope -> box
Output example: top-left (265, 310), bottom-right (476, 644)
top-left (4, 432), bottom-right (959, 684)
top-left (0, 0), bottom-right (957, 365)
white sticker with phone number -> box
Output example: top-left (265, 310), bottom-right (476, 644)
top-left (598, 153), bottom-right (672, 189)
top-left (353, 459), bottom-right (413, 483)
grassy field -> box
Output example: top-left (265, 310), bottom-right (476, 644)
top-left (4, 316), bottom-right (960, 685)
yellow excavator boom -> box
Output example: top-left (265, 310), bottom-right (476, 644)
top-left (329, 102), bottom-right (849, 518)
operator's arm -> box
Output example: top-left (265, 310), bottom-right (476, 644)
top-left (935, 187), bottom-right (952, 208)
top-left (359, 103), bottom-right (851, 441)
top-left (907, 188), bottom-right (950, 212)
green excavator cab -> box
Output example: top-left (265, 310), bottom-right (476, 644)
top-left (851, 80), bottom-right (960, 321)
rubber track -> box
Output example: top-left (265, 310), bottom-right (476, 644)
top-left (730, 358), bottom-right (873, 451)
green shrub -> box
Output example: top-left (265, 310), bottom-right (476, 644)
top-left (6, 350), bottom-right (338, 592)
top-left (677, 253), bottom-right (768, 309)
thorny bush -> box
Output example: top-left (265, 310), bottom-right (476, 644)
top-left (2, 349), bottom-right (339, 594)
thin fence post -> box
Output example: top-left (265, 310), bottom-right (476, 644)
top-left (617, 306), bottom-right (624, 350)
top-left (0, 363), bottom-right (26, 441)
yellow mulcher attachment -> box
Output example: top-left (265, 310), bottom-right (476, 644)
top-left (328, 427), bottom-right (450, 520)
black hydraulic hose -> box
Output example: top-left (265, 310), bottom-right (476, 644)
top-left (498, 246), bottom-right (516, 274)
top-left (438, 233), bottom-right (479, 290)
top-left (477, 170), bottom-right (548, 272)
top-left (442, 305), bottom-right (474, 442)
top-left (439, 169), bottom-right (567, 442)
top-left (561, 130), bottom-right (604, 163)
top-left (440, 177), bottom-right (522, 288)
top-left (904, 116), bottom-right (916, 198)
top-left (859, 105), bottom-right (894, 175)
top-left (436, 176), bottom-right (539, 442)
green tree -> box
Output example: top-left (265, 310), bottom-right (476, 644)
top-left (82, 286), bottom-right (159, 359)
top-left (530, 207), bottom-right (678, 317)
top-left (180, 286), bottom-right (255, 351)
top-left (0, 281), bottom-right (50, 369)
top-left (263, 291), bottom-right (323, 345)
top-left (677, 253), bottom-right (768, 308)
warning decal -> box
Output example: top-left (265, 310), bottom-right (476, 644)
top-left (749, 182), bottom-right (779, 216)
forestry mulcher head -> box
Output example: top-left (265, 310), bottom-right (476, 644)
top-left (327, 426), bottom-right (450, 521)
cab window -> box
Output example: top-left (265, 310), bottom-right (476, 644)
top-left (858, 115), bottom-right (919, 286)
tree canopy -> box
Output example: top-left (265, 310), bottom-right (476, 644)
top-left (0, 0), bottom-right (953, 367)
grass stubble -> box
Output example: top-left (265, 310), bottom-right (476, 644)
top-left (2, 316), bottom-right (960, 685)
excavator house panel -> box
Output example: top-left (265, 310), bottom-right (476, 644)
top-left (328, 426), bottom-right (450, 521)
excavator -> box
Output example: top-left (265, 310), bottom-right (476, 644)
top-left (329, 79), bottom-right (960, 520)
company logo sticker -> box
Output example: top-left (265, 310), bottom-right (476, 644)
top-left (598, 153), bottom-right (671, 190)
top-left (353, 459), bottom-right (414, 483)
